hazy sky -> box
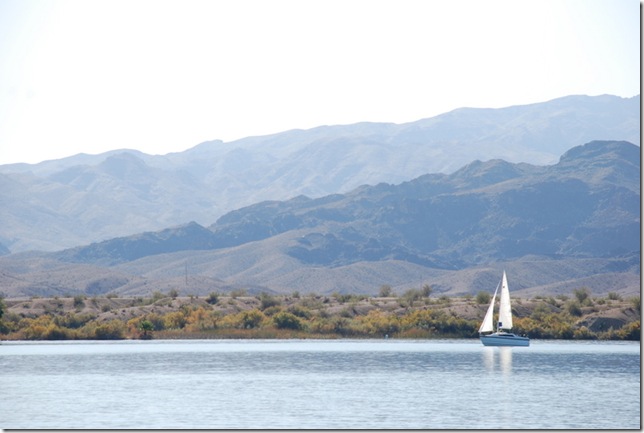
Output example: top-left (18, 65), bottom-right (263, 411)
top-left (0, 0), bottom-right (639, 164)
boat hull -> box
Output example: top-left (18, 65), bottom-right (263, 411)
top-left (480, 332), bottom-right (530, 347)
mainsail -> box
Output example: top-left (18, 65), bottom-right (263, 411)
top-left (497, 270), bottom-right (513, 330)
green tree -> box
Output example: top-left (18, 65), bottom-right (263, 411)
top-left (139, 319), bottom-right (154, 339)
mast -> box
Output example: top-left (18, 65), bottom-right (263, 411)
top-left (497, 270), bottom-right (513, 331)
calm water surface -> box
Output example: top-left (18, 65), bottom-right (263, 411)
top-left (0, 339), bottom-right (639, 429)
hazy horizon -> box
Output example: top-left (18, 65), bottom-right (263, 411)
top-left (0, 0), bottom-right (639, 165)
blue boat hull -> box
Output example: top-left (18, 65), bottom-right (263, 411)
top-left (480, 332), bottom-right (530, 347)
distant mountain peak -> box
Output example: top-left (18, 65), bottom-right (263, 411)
top-left (559, 140), bottom-right (640, 164)
top-left (449, 158), bottom-right (533, 189)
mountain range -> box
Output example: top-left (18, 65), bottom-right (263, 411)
top-left (0, 94), bottom-right (639, 253)
top-left (0, 139), bottom-right (639, 299)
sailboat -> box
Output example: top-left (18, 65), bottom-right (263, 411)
top-left (479, 271), bottom-right (529, 347)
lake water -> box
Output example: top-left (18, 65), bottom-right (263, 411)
top-left (0, 339), bottom-right (639, 429)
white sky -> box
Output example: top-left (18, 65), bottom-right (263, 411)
top-left (0, 0), bottom-right (639, 165)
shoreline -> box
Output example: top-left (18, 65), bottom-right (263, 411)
top-left (1, 292), bottom-right (640, 341)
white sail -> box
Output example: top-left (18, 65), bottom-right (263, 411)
top-left (480, 271), bottom-right (530, 346)
top-left (497, 270), bottom-right (513, 330)
top-left (478, 281), bottom-right (499, 333)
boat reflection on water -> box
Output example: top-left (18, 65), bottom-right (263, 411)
top-left (499, 347), bottom-right (512, 375)
top-left (482, 346), bottom-right (513, 376)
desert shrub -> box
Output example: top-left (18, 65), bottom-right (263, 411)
top-left (287, 305), bottom-right (311, 319)
top-left (607, 292), bottom-right (622, 301)
top-left (531, 303), bottom-right (552, 320)
top-left (185, 307), bottom-right (218, 332)
top-left (339, 307), bottom-right (354, 318)
top-left (438, 295), bottom-right (451, 305)
top-left (206, 292), bottom-right (219, 305)
top-left (20, 316), bottom-right (74, 340)
top-left (92, 320), bottom-right (126, 339)
top-left (44, 324), bottom-right (74, 340)
top-left (301, 296), bottom-right (323, 309)
top-left (475, 291), bottom-right (491, 304)
top-left (273, 311), bottom-right (303, 330)
top-left (545, 296), bottom-right (558, 306)
top-left (553, 323), bottom-right (574, 339)
top-left (566, 301), bottom-right (583, 317)
top-left (231, 309), bottom-right (265, 329)
top-left (421, 284), bottom-right (433, 297)
top-left (73, 295), bottom-right (86, 309)
top-left (573, 326), bottom-right (596, 340)
top-left (401, 288), bottom-right (422, 307)
top-left (151, 291), bottom-right (165, 302)
top-left (573, 287), bottom-right (591, 305)
top-left (629, 296), bottom-right (640, 311)
top-left (259, 293), bottom-right (281, 310)
top-left (379, 285), bottom-right (393, 297)
top-left (230, 288), bottom-right (247, 298)
top-left (55, 313), bottom-right (96, 329)
top-left (359, 310), bottom-right (399, 336)
top-left (334, 293), bottom-right (367, 303)
top-left (331, 317), bottom-right (353, 336)
top-left (163, 311), bottom-right (187, 329)
top-left (401, 309), bottom-right (442, 332)
top-left (0, 317), bottom-right (13, 334)
top-left (262, 305), bottom-right (282, 317)
top-left (19, 316), bottom-right (52, 339)
top-left (618, 320), bottom-right (640, 340)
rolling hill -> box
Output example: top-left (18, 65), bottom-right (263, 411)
top-left (0, 94), bottom-right (639, 253)
top-left (0, 140), bottom-right (638, 298)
